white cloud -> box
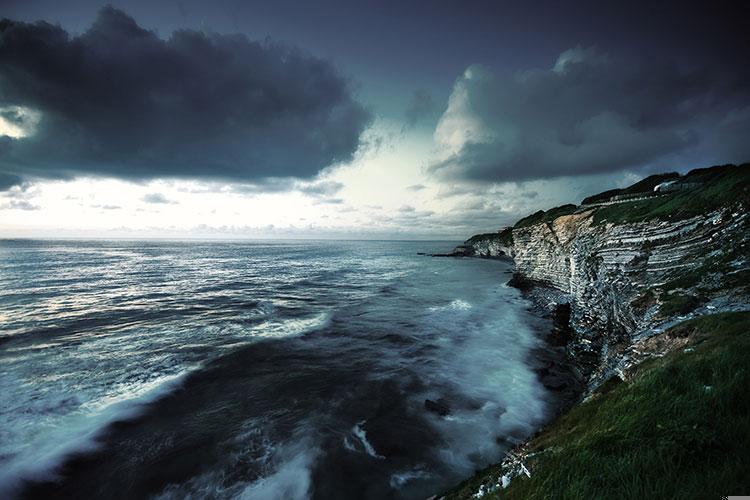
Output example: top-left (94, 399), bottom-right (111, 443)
top-left (0, 106), bottom-right (42, 139)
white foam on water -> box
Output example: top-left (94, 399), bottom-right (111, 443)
top-left (238, 445), bottom-right (319, 500)
top-left (0, 369), bottom-right (193, 498)
top-left (352, 421), bottom-right (385, 459)
top-left (419, 284), bottom-right (550, 477)
top-left (153, 418), bottom-right (321, 500)
top-left (428, 299), bottom-right (472, 312)
top-left (342, 436), bottom-right (357, 452)
top-left (389, 466), bottom-right (431, 489)
top-left (251, 312), bottom-right (331, 340)
top-left (0, 307), bottom-right (331, 498)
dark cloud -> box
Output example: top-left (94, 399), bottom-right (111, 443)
top-left (228, 178), bottom-right (299, 195)
top-left (406, 184), bottom-right (426, 191)
top-left (0, 7), bottom-right (371, 190)
top-left (142, 193), bottom-right (176, 204)
top-left (403, 89), bottom-right (435, 130)
top-left (91, 204), bottom-right (121, 210)
top-left (0, 171), bottom-right (22, 190)
top-left (226, 178), bottom-right (343, 203)
top-left (437, 184), bottom-right (490, 198)
top-left (430, 47), bottom-right (750, 182)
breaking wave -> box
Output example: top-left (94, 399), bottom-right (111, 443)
top-left (0, 240), bottom-right (555, 499)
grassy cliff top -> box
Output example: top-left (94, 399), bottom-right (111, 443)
top-left (445, 311), bottom-right (750, 499)
top-left (591, 163), bottom-right (749, 225)
top-left (513, 204), bottom-right (578, 229)
top-left (465, 164), bottom-right (749, 243)
top-left (580, 172), bottom-right (680, 205)
top-left (465, 227), bottom-right (514, 247)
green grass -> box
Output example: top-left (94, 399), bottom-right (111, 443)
top-left (659, 240), bottom-right (749, 295)
top-left (591, 164), bottom-right (750, 225)
top-left (466, 227), bottom-right (514, 247)
top-left (445, 312), bottom-right (750, 500)
top-left (581, 172), bottom-right (680, 205)
top-left (628, 212), bottom-right (750, 318)
top-left (514, 204), bottom-right (578, 229)
top-left (464, 164), bottom-right (748, 241)
top-left (658, 292), bottom-right (706, 317)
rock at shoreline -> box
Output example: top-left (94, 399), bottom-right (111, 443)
top-left (429, 245), bottom-right (474, 257)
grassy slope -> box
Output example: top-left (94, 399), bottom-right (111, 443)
top-left (445, 312), bottom-right (750, 499)
top-left (463, 163), bottom-right (748, 243)
top-left (514, 204), bottom-right (578, 229)
top-left (591, 164), bottom-right (749, 225)
top-left (465, 227), bottom-right (514, 247)
top-left (581, 172), bottom-right (680, 205)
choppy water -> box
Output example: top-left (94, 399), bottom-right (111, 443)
top-left (0, 240), bottom-right (553, 499)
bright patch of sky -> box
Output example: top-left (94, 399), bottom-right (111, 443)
top-left (0, 116), bottom-right (641, 239)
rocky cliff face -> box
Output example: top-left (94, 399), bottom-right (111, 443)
top-left (512, 207), bottom-right (748, 383)
top-left (444, 165), bottom-right (750, 498)
top-left (463, 165), bottom-right (750, 387)
top-left (468, 238), bottom-right (513, 259)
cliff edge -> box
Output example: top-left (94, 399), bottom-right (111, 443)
top-left (461, 163), bottom-right (749, 387)
top-left (441, 163), bottom-right (750, 498)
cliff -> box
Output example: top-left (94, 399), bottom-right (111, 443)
top-left (441, 163), bottom-right (750, 499)
top-left (462, 164), bottom-right (750, 385)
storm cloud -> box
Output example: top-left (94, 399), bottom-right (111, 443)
top-left (0, 7), bottom-right (371, 189)
top-left (430, 47), bottom-right (750, 182)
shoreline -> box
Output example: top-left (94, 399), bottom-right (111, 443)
top-left (426, 262), bottom-right (587, 499)
top-left (511, 274), bottom-right (585, 419)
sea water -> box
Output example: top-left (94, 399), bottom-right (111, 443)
top-left (0, 239), bottom-right (552, 499)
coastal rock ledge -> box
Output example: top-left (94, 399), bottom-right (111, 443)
top-left (439, 163), bottom-right (750, 499)
top-left (459, 164), bottom-right (750, 388)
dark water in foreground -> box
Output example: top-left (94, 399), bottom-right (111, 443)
top-left (0, 240), bottom-right (553, 499)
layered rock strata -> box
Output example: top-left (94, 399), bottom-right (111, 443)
top-left (464, 206), bottom-right (749, 386)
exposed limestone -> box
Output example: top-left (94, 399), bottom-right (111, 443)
top-left (464, 203), bottom-right (749, 388)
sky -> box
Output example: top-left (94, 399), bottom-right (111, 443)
top-left (0, 0), bottom-right (748, 239)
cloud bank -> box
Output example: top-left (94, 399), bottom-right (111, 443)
top-left (430, 47), bottom-right (750, 182)
top-left (0, 7), bottom-right (371, 189)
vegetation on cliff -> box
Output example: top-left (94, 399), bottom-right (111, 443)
top-left (465, 227), bottom-right (514, 248)
top-left (513, 204), bottom-right (577, 229)
top-left (580, 172), bottom-right (679, 205)
top-left (451, 163), bottom-right (750, 499)
top-left (464, 163), bottom-right (749, 250)
top-left (444, 312), bottom-right (750, 499)
top-left (591, 163), bottom-right (749, 225)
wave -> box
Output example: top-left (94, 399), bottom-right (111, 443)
top-left (428, 299), bottom-right (472, 312)
top-left (252, 312), bottom-right (331, 340)
top-left (0, 309), bottom-right (331, 498)
top-left (417, 285), bottom-right (549, 476)
top-left (154, 434), bottom-right (319, 500)
top-left (351, 421), bottom-right (385, 459)
top-left (238, 445), bottom-right (318, 500)
top-left (0, 370), bottom-right (193, 499)
top-left (389, 466), bottom-right (431, 489)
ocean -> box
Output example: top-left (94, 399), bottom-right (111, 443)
top-left (0, 239), bottom-right (554, 499)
